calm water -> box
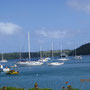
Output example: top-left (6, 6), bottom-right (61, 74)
top-left (0, 56), bottom-right (90, 90)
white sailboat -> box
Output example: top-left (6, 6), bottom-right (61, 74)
top-left (0, 53), bottom-right (7, 63)
top-left (44, 57), bottom-right (51, 60)
top-left (58, 45), bottom-right (69, 61)
top-left (48, 62), bottom-right (64, 66)
top-left (48, 43), bottom-right (64, 66)
top-left (44, 49), bottom-right (51, 60)
top-left (38, 46), bottom-right (48, 62)
top-left (74, 47), bottom-right (82, 60)
top-left (17, 32), bottom-right (43, 66)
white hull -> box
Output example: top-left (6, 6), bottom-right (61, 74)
top-left (3, 68), bottom-right (10, 72)
top-left (0, 60), bottom-right (7, 63)
top-left (17, 61), bottom-right (43, 66)
top-left (0, 65), bottom-right (10, 72)
top-left (74, 56), bottom-right (82, 60)
top-left (45, 57), bottom-right (51, 60)
top-left (58, 58), bottom-right (69, 61)
top-left (38, 58), bottom-right (48, 62)
top-left (48, 62), bottom-right (64, 66)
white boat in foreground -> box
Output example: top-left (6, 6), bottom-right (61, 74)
top-left (0, 64), bottom-right (10, 72)
top-left (48, 62), bottom-right (64, 66)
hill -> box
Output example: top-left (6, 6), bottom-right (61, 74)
top-left (0, 50), bottom-right (71, 60)
top-left (1, 43), bottom-right (90, 60)
top-left (69, 43), bottom-right (90, 56)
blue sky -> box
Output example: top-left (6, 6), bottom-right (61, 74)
top-left (0, 0), bottom-right (90, 52)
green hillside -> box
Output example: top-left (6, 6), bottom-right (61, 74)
top-left (69, 43), bottom-right (90, 56)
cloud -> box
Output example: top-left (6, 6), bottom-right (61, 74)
top-left (36, 30), bottom-right (67, 39)
top-left (67, 0), bottom-right (90, 13)
top-left (0, 22), bottom-right (22, 35)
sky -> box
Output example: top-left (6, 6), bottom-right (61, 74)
top-left (0, 0), bottom-right (90, 53)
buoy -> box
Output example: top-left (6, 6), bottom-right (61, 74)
top-left (36, 74), bottom-right (38, 77)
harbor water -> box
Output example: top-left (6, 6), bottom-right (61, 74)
top-left (0, 56), bottom-right (90, 90)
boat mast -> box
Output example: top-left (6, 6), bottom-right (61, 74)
top-left (61, 45), bottom-right (62, 59)
top-left (51, 43), bottom-right (54, 59)
top-left (2, 53), bottom-right (3, 60)
top-left (40, 46), bottom-right (42, 59)
top-left (75, 46), bottom-right (77, 57)
top-left (19, 52), bottom-right (21, 60)
top-left (28, 32), bottom-right (31, 60)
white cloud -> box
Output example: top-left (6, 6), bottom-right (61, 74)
top-left (68, 0), bottom-right (90, 13)
top-left (0, 22), bottom-right (22, 35)
top-left (36, 30), bottom-right (67, 39)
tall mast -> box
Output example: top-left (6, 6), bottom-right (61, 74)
top-left (51, 43), bottom-right (54, 59)
top-left (2, 53), bottom-right (3, 60)
top-left (19, 52), bottom-right (21, 60)
top-left (28, 32), bottom-right (31, 59)
top-left (75, 46), bottom-right (77, 57)
top-left (61, 45), bottom-right (62, 58)
top-left (40, 46), bottom-right (42, 59)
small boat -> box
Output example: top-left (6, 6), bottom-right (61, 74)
top-left (48, 62), bottom-right (64, 66)
top-left (3, 67), bottom-right (10, 72)
top-left (6, 70), bottom-right (19, 75)
top-left (10, 64), bottom-right (17, 68)
top-left (0, 53), bottom-right (7, 63)
top-left (0, 60), bottom-right (7, 63)
top-left (6, 64), bottom-right (19, 75)
top-left (74, 56), bottom-right (82, 60)
top-left (44, 57), bottom-right (51, 60)
top-left (0, 64), bottom-right (10, 72)
top-left (0, 64), bottom-right (3, 72)
top-left (38, 46), bottom-right (48, 62)
top-left (48, 43), bottom-right (64, 66)
top-left (74, 47), bottom-right (82, 60)
top-left (38, 58), bottom-right (48, 62)
top-left (58, 45), bottom-right (69, 61)
top-left (58, 58), bottom-right (69, 61)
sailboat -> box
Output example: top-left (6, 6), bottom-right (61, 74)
top-left (48, 43), bottom-right (64, 66)
top-left (38, 46), bottom-right (48, 62)
top-left (44, 50), bottom-right (51, 60)
top-left (74, 47), bottom-right (82, 60)
top-left (17, 32), bottom-right (43, 66)
top-left (0, 53), bottom-right (7, 63)
top-left (58, 45), bottom-right (69, 61)
top-left (6, 64), bottom-right (19, 75)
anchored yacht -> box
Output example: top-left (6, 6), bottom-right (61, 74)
top-left (17, 32), bottom-right (43, 66)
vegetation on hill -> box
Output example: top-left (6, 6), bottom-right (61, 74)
top-left (69, 43), bottom-right (90, 56)
top-left (0, 50), bottom-right (71, 60)
top-left (0, 43), bottom-right (90, 60)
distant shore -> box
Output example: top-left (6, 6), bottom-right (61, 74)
top-left (0, 43), bottom-right (90, 60)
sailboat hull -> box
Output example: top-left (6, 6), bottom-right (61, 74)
top-left (58, 58), bottom-right (69, 61)
top-left (17, 61), bottom-right (43, 66)
top-left (48, 62), bottom-right (64, 66)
